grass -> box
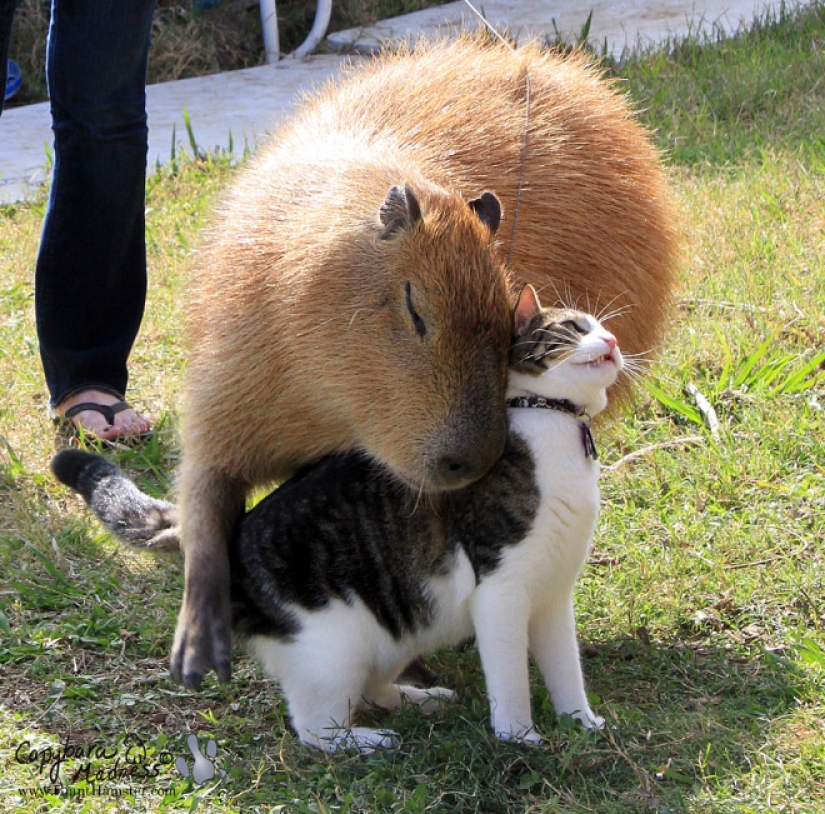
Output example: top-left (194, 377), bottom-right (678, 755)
top-left (2, 3), bottom-right (824, 812)
top-left (616, 2), bottom-right (825, 166)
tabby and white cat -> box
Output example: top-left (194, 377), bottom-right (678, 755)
top-left (52, 285), bottom-right (622, 753)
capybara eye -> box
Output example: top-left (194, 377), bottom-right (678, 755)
top-left (405, 282), bottom-right (427, 338)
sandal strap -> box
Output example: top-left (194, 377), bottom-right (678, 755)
top-left (62, 400), bottom-right (131, 426)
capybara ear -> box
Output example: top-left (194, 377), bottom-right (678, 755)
top-left (514, 284), bottom-right (541, 337)
top-left (379, 182), bottom-right (423, 238)
top-left (468, 192), bottom-right (502, 235)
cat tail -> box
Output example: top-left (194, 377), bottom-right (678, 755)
top-left (51, 449), bottom-right (181, 553)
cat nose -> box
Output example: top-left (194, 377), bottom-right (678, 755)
top-left (604, 334), bottom-right (617, 352)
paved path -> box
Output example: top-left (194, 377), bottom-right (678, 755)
top-left (329, 0), bottom-right (787, 54)
top-left (0, 0), bottom-right (792, 202)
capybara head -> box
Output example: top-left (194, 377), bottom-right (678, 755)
top-left (317, 182), bottom-right (513, 491)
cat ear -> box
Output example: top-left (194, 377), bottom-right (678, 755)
top-left (514, 284), bottom-right (541, 336)
top-left (468, 191), bottom-right (502, 234)
top-left (379, 182), bottom-right (422, 238)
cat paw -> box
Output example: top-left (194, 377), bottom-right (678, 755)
top-left (495, 725), bottom-right (543, 745)
top-left (304, 727), bottom-right (401, 754)
top-left (571, 709), bottom-right (605, 731)
top-left (398, 684), bottom-right (457, 714)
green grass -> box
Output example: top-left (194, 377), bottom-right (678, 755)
top-left (2, 4), bottom-right (824, 812)
top-left (617, 2), bottom-right (825, 166)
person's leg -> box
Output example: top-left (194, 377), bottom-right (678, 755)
top-left (0, 0), bottom-right (17, 116)
top-left (36, 0), bottom-right (156, 439)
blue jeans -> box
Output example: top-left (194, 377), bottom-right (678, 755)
top-left (34, 0), bottom-right (157, 406)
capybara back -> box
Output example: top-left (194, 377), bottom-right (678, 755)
top-left (306, 38), bottom-right (681, 363)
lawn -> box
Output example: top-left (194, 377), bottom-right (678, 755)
top-left (1, 3), bottom-right (823, 812)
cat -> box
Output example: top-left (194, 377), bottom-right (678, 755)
top-left (52, 284), bottom-right (623, 753)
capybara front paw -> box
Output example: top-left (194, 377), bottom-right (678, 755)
top-left (170, 603), bottom-right (232, 689)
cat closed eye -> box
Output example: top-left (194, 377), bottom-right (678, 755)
top-left (560, 320), bottom-right (587, 335)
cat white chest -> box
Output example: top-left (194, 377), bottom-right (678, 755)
top-left (504, 409), bottom-right (600, 595)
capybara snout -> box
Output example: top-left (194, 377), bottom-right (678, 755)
top-left (427, 347), bottom-right (508, 490)
top-left (376, 349), bottom-right (510, 492)
top-left (359, 359), bottom-right (509, 492)
top-left (429, 413), bottom-right (507, 490)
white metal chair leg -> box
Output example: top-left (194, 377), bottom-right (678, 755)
top-left (260, 0), bottom-right (280, 63)
top-left (259, 0), bottom-right (333, 62)
top-left (292, 0), bottom-right (333, 58)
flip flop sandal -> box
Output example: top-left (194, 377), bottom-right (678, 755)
top-left (52, 400), bottom-right (153, 447)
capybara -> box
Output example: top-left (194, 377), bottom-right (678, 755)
top-left (171, 36), bottom-right (681, 688)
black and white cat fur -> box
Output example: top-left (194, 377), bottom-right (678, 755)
top-left (52, 285), bottom-right (622, 753)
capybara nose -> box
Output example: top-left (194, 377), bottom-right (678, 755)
top-left (434, 435), bottom-right (505, 490)
top-left (436, 455), bottom-right (473, 487)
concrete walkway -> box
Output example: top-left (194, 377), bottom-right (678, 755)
top-left (0, 0), bottom-right (791, 203)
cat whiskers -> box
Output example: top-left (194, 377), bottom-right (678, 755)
top-left (531, 348), bottom-right (577, 369)
top-left (509, 333), bottom-right (575, 360)
top-left (509, 328), bottom-right (568, 349)
top-left (620, 348), bottom-right (654, 364)
top-left (531, 286), bottom-right (635, 329)
top-left (533, 326), bottom-right (578, 340)
top-left (617, 362), bottom-right (644, 389)
top-left (616, 351), bottom-right (651, 387)
top-left (595, 291), bottom-right (633, 326)
top-left (530, 326), bottom-right (581, 359)
top-left (597, 303), bottom-right (634, 326)
top-left (533, 280), bottom-right (579, 312)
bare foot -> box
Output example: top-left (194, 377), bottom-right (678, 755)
top-left (55, 389), bottom-right (151, 442)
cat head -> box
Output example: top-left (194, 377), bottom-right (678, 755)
top-left (507, 285), bottom-right (623, 417)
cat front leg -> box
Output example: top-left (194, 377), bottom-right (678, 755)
top-left (470, 584), bottom-right (541, 743)
top-left (529, 598), bottom-right (604, 731)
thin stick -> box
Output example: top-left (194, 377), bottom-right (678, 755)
top-left (602, 436), bottom-right (704, 472)
top-left (677, 298), bottom-right (766, 314)
top-left (686, 382), bottom-right (720, 439)
top-left (727, 531), bottom-right (809, 570)
top-left (460, 0), bottom-right (517, 53)
top-left (507, 70), bottom-right (530, 272)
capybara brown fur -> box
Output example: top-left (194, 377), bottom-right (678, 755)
top-left (171, 37), bottom-right (681, 688)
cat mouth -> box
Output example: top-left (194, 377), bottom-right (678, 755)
top-left (576, 351), bottom-right (616, 368)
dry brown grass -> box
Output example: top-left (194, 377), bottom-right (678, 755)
top-left (7, 0), bottom-right (264, 106)
top-left (6, 0), bottom-right (450, 107)
top-left (147, 1), bottom-right (266, 84)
